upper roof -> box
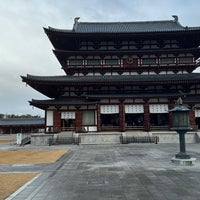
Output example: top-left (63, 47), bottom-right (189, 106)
top-left (46, 16), bottom-right (200, 34)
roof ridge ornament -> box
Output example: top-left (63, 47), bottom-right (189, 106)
top-left (172, 15), bottom-right (178, 22)
top-left (74, 17), bottom-right (80, 24)
top-left (73, 17), bottom-right (80, 31)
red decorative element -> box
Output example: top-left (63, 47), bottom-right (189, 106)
top-left (123, 58), bottom-right (138, 67)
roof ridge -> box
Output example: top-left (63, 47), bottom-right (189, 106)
top-left (78, 20), bottom-right (175, 24)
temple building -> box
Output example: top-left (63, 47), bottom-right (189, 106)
top-left (21, 16), bottom-right (200, 133)
top-left (0, 118), bottom-right (45, 134)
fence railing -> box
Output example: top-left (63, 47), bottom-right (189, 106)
top-left (48, 136), bottom-right (80, 146)
top-left (121, 136), bottom-right (159, 144)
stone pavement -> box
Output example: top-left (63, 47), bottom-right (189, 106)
top-left (2, 143), bottom-right (200, 200)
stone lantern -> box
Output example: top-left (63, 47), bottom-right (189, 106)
top-left (169, 97), bottom-right (196, 165)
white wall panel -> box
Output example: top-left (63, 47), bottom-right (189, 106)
top-left (125, 105), bottom-right (144, 113)
top-left (100, 105), bottom-right (119, 114)
top-left (149, 104), bottom-right (168, 113)
top-left (195, 109), bottom-right (200, 117)
top-left (61, 112), bottom-right (75, 119)
top-left (46, 111), bottom-right (53, 126)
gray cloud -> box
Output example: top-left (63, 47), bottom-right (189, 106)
top-left (0, 0), bottom-right (200, 116)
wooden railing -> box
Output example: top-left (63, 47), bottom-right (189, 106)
top-left (46, 125), bottom-right (170, 133)
top-left (150, 126), bottom-right (169, 130)
top-left (126, 126), bottom-right (143, 130)
top-left (101, 125), bottom-right (120, 131)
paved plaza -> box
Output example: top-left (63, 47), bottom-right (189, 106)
top-left (1, 143), bottom-right (200, 200)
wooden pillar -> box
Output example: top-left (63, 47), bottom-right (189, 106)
top-left (97, 104), bottom-right (101, 132)
top-left (119, 101), bottom-right (125, 132)
top-left (143, 101), bottom-right (150, 131)
top-left (188, 105), bottom-right (196, 130)
top-left (53, 110), bottom-right (61, 132)
top-left (75, 109), bottom-right (82, 133)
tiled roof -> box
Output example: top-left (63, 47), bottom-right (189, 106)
top-left (46, 18), bottom-right (200, 34)
top-left (74, 21), bottom-right (186, 33)
top-left (0, 118), bottom-right (45, 126)
top-left (22, 73), bottom-right (200, 85)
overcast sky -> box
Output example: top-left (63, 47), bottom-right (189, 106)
top-left (1, 0), bottom-right (200, 117)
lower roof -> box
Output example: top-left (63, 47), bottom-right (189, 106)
top-left (0, 118), bottom-right (45, 126)
top-left (29, 94), bottom-right (200, 110)
top-left (30, 99), bottom-right (98, 109)
top-left (22, 73), bottom-right (200, 85)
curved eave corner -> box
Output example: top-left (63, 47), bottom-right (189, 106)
top-left (29, 99), bottom-right (48, 110)
top-left (21, 74), bottom-right (35, 84)
top-left (21, 75), bottom-right (27, 82)
top-left (43, 26), bottom-right (74, 35)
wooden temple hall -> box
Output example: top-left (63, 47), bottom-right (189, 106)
top-left (21, 16), bottom-right (200, 133)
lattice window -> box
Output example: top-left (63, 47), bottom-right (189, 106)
top-left (142, 58), bottom-right (156, 65)
top-left (104, 59), bottom-right (119, 65)
top-left (68, 59), bottom-right (83, 66)
top-left (160, 58), bottom-right (175, 64)
top-left (179, 57), bottom-right (194, 64)
top-left (87, 59), bottom-right (101, 66)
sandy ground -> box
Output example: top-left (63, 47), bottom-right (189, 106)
top-left (0, 146), bottom-right (68, 199)
top-left (0, 173), bottom-right (38, 200)
top-left (0, 149), bottom-right (68, 164)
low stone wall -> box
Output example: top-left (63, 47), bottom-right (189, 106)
top-left (124, 131), bottom-right (197, 143)
top-left (30, 131), bottom-right (199, 145)
top-left (151, 132), bottom-right (196, 143)
top-left (80, 133), bottom-right (121, 144)
top-left (31, 134), bottom-right (54, 146)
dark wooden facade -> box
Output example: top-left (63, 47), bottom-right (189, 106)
top-left (22, 16), bottom-right (200, 133)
